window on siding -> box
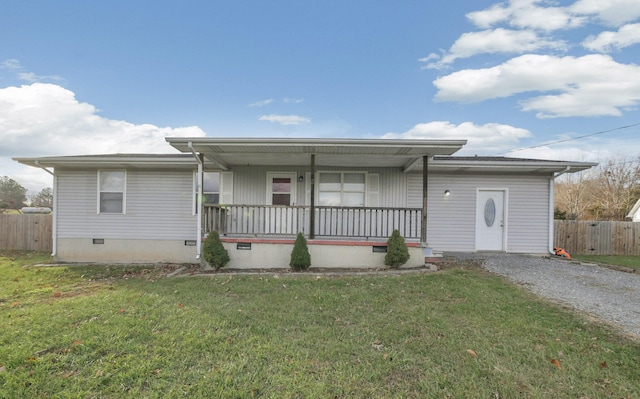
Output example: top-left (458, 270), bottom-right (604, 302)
top-left (99, 170), bottom-right (125, 214)
top-left (203, 172), bottom-right (220, 204)
top-left (318, 172), bottom-right (366, 207)
top-left (194, 171), bottom-right (220, 214)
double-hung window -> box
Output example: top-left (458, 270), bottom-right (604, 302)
top-left (203, 172), bottom-right (220, 204)
top-left (318, 172), bottom-right (366, 207)
top-left (98, 170), bottom-right (125, 214)
top-left (194, 171), bottom-right (222, 214)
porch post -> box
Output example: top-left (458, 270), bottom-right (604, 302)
top-left (421, 156), bottom-right (429, 244)
top-left (196, 154), bottom-right (204, 259)
top-left (309, 154), bottom-right (316, 239)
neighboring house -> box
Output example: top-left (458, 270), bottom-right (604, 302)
top-left (14, 137), bottom-right (595, 268)
top-left (626, 198), bottom-right (640, 222)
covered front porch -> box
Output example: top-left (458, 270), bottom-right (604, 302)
top-left (167, 137), bottom-right (468, 268)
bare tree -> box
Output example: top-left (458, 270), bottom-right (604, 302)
top-left (30, 187), bottom-right (53, 208)
top-left (555, 170), bottom-right (594, 220)
top-left (589, 157), bottom-right (640, 220)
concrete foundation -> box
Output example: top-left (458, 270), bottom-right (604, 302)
top-left (210, 239), bottom-right (425, 269)
top-left (56, 238), bottom-right (197, 264)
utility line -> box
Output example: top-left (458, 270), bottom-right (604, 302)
top-left (504, 122), bottom-right (640, 155)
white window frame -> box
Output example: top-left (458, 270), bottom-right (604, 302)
top-left (193, 170), bottom-right (226, 215)
top-left (97, 170), bottom-right (126, 214)
top-left (316, 171), bottom-right (367, 207)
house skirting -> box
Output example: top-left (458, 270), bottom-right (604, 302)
top-left (54, 237), bottom-right (424, 268)
top-left (56, 238), bottom-right (196, 264)
top-left (212, 238), bottom-right (425, 269)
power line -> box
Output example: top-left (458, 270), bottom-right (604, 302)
top-left (504, 122), bottom-right (640, 155)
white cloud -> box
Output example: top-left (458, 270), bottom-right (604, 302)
top-left (248, 99), bottom-right (274, 107)
top-left (0, 83), bottom-right (206, 192)
top-left (433, 54), bottom-right (640, 118)
top-left (1, 59), bottom-right (22, 70)
top-left (1, 58), bottom-right (64, 83)
top-left (467, 0), bottom-right (585, 31)
top-left (424, 28), bottom-right (565, 69)
top-left (582, 23), bottom-right (640, 52)
top-left (571, 0), bottom-right (640, 26)
top-left (258, 114), bottom-right (310, 125)
top-left (283, 97), bottom-right (304, 104)
top-left (382, 121), bottom-right (531, 154)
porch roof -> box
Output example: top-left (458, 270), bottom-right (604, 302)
top-left (430, 156), bottom-right (597, 174)
top-left (13, 154), bottom-right (197, 170)
top-left (166, 137), bottom-right (467, 171)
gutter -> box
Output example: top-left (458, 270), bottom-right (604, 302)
top-left (188, 142), bottom-right (203, 260)
top-left (548, 166), bottom-right (571, 255)
top-left (35, 161), bottom-right (57, 257)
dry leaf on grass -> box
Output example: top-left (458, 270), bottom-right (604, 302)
top-left (467, 349), bottom-right (478, 358)
top-left (551, 358), bottom-right (562, 369)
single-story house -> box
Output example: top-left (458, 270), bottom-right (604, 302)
top-left (14, 137), bottom-right (595, 268)
top-left (626, 198), bottom-right (640, 222)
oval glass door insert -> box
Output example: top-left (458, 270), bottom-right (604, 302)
top-left (484, 198), bottom-right (496, 227)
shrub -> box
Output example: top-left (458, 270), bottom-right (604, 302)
top-left (202, 231), bottom-right (230, 270)
top-left (384, 229), bottom-right (410, 269)
top-left (290, 232), bottom-right (311, 270)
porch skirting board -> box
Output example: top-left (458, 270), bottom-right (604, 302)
top-left (216, 238), bottom-right (425, 269)
top-left (56, 238), bottom-right (197, 264)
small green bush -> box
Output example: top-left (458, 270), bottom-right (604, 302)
top-left (384, 229), bottom-right (410, 269)
top-left (202, 231), bottom-right (230, 270)
top-left (290, 232), bottom-right (311, 270)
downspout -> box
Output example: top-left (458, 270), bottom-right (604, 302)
top-left (35, 161), bottom-right (56, 257)
top-left (549, 166), bottom-right (570, 254)
top-left (188, 142), bottom-right (203, 260)
top-left (421, 156), bottom-right (431, 255)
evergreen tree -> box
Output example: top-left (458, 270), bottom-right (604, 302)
top-left (202, 231), bottom-right (230, 270)
top-left (0, 176), bottom-right (27, 209)
top-left (290, 233), bottom-right (311, 270)
top-left (384, 229), bottom-right (410, 269)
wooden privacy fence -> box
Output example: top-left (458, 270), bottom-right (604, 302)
top-left (554, 220), bottom-right (640, 256)
top-left (0, 214), bottom-right (52, 252)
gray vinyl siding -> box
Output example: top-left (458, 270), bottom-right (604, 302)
top-left (230, 166), bottom-right (408, 207)
top-left (409, 172), bottom-right (551, 253)
top-left (56, 169), bottom-right (196, 240)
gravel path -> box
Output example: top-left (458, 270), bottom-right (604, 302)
top-left (449, 253), bottom-right (640, 339)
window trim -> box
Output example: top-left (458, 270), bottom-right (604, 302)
top-left (316, 171), bottom-right (367, 207)
top-left (97, 170), bottom-right (126, 215)
top-left (194, 170), bottom-right (223, 215)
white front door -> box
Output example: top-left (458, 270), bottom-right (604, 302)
top-left (266, 173), bottom-right (297, 234)
top-left (476, 190), bottom-right (506, 251)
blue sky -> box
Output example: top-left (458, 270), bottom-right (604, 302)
top-left (2, 0), bottom-right (640, 192)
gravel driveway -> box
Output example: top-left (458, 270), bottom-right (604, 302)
top-left (449, 253), bottom-right (640, 339)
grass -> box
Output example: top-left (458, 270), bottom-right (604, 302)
top-left (1, 251), bottom-right (639, 398)
top-left (572, 255), bottom-right (640, 271)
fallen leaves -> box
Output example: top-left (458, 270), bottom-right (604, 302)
top-left (551, 358), bottom-right (562, 370)
top-left (466, 349), bottom-right (478, 358)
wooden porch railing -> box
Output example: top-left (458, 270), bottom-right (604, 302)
top-left (203, 204), bottom-right (422, 240)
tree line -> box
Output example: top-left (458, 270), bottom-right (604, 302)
top-left (555, 157), bottom-right (640, 221)
top-left (0, 176), bottom-right (52, 211)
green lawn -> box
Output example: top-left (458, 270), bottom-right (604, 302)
top-left (572, 255), bottom-right (640, 271)
top-left (1, 251), bottom-right (639, 398)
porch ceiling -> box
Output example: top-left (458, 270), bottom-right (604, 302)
top-left (166, 137), bottom-right (467, 171)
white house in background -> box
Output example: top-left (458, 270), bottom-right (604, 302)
top-left (626, 198), bottom-right (640, 222)
top-left (14, 137), bottom-right (596, 268)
